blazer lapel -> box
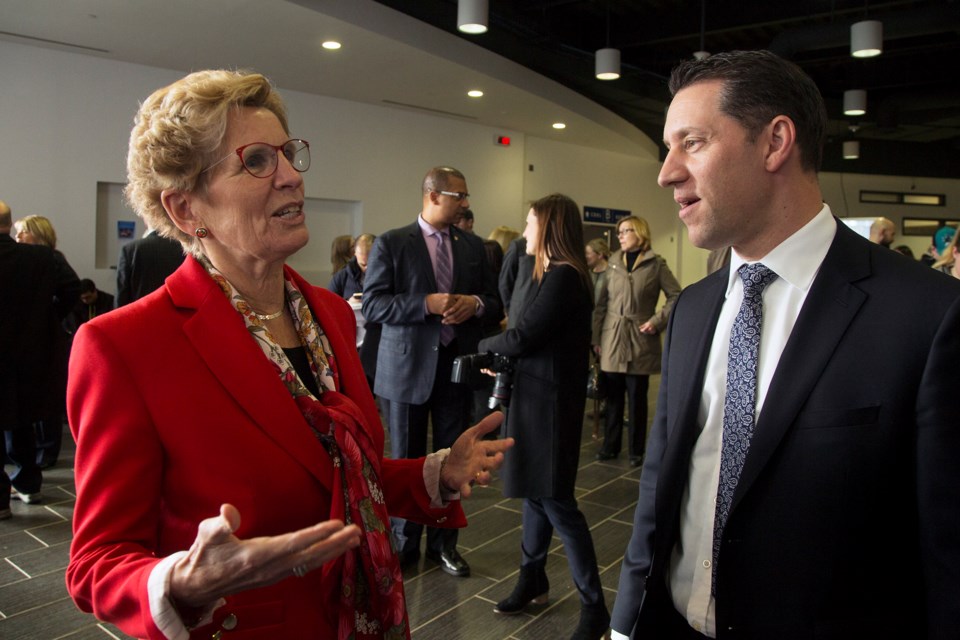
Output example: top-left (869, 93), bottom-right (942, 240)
top-left (733, 223), bottom-right (869, 508)
top-left (167, 258), bottom-right (335, 491)
top-left (409, 222), bottom-right (439, 291)
top-left (657, 274), bottom-right (727, 538)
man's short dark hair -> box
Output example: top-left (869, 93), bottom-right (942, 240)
top-left (460, 209), bottom-right (474, 221)
top-left (80, 278), bottom-right (97, 293)
top-left (668, 50), bottom-right (827, 173)
top-left (422, 167), bottom-right (466, 194)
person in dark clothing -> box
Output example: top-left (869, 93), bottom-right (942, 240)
top-left (116, 229), bottom-right (185, 306)
top-left (65, 279), bottom-right (115, 334)
top-left (479, 194), bottom-right (609, 640)
top-left (1, 206), bottom-right (77, 513)
top-left (11, 214), bottom-right (79, 472)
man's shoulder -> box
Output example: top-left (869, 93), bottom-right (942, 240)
top-left (380, 220), bottom-right (420, 241)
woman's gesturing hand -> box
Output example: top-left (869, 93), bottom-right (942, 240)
top-left (441, 412), bottom-right (514, 498)
top-left (170, 504), bottom-right (361, 608)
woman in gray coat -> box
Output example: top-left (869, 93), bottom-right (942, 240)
top-left (593, 215), bottom-right (681, 466)
top-left (478, 194), bottom-right (608, 640)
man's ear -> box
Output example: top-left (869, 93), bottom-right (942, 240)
top-left (764, 115), bottom-right (797, 173)
top-left (161, 189), bottom-right (201, 236)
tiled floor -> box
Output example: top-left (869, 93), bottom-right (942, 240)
top-left (0, 388), bottom-right (653, 639)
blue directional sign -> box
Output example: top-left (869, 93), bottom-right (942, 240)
top-left (583, 206), bottom-right (631, 225)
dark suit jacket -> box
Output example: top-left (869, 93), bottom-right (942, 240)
top-left (362, 220), bottom-right (501, 405)
top-left (478, 264), bottom-right (592, 498)
top-left (66, 257), bottom-right (465, 639)
top-left (612, 221), bottom-right (960, 639)
top-left (116, 231), bottom-right (185, 306)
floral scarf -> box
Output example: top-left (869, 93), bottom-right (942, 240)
top-left (202, 257), bottom-right (408, 640)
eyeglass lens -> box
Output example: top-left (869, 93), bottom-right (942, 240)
top-left (241, 140), bottom-right (310, 177)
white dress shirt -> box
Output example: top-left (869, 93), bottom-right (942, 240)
top-left (662, 205), bottom-right (836, 637)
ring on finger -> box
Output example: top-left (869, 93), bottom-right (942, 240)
top-left (292, 563), bottom-right (309, 578)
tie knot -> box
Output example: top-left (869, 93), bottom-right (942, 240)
top-left (738, 263), bottom-right (777, 296)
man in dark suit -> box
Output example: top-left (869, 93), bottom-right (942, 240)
top-left (116, 228), bottom-right (185, 306)
top-left (363, 167), bottom-right (501, 577)
top-left (0, 202), bottom-right (66, 517)
top-left (611, 51), bottom-right (960, 639)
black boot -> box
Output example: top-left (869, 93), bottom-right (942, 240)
top-left (570, 601), bottom-right (610, 640)
top-left (493, 565), bottom-right (549, 615)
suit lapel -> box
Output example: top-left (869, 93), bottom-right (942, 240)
top-left (409, 222), bottom-right (439, 291)
top-left (733, 223), bottom-right (869, 509)
top-left (167, 258), bottom-right (335, 491)
top-left (656, 273), bottom-right (727, 544)
top-left (448, 227), bottom-right (466, 292)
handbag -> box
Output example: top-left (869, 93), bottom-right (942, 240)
top-left (586, 356), bottom-right (606, 400)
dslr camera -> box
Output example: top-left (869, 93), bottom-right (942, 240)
top-left (451, 353), bottom-right (515, 409)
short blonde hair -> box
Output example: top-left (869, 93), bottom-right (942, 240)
top-left (487, 225), bottom-right (521, 254)
top-left (125, 70), bottom-right (289, 256)
top-left (617, 216), bottom-right (652, 252)
top-left (355, 233), bottom-right (376, 253)
top-left (14, 215), bottom-right (58, 249)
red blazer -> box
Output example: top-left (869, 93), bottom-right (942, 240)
top-left (66, 257), bottom-right (465, 639)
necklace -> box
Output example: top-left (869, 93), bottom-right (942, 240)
top-left (253, 308), bottom-right (284, 321)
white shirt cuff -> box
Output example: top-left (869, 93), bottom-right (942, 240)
top-left (611, 630), bottom-right (630, 640)
top-left (424, 448), bottom-right (460, 508)
top-left (148, 551), bottom-right (225, 639)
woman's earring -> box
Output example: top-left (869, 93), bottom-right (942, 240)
top-left (195, 227), bottom-right (208, 238)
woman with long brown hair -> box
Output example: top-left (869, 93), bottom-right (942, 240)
top-left (478, 194), bottom-right (608, 639)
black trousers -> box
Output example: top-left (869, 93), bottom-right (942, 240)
top-left (520, 496), bottom-right (604, 606)
top-left (2, 425), bottom-right (42, 506)
top-left (386, 343), bottom-right (470, 555)
top-left (601, 372), bottom-right (649, 458)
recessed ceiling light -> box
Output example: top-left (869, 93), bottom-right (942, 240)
top-left (322, 41), bottom-right (342, 50)
top-left (467, 90), bottom-right (484, 98)
top-left (552, 122), bottom-right (566, 130)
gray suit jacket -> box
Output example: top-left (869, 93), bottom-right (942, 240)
top-left (362, 220), bottom-right (501, 405)
top-left (612, 221), bottom-right (960, 639)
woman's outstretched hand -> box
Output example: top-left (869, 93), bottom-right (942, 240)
top-left (441, 412), bottom-right (514, 498)
top-left (170, 504), bottom-right (361, 608)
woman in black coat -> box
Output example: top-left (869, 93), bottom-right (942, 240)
top-left (478, 194), bottom-right (608, 640)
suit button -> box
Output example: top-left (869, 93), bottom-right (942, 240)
top-left (222, 613), bottom-right (238, 630)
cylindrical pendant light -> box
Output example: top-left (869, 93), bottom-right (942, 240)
top-left (458, 0), bottom-right (488, 34)
top-left (843, 90), bottom-right (867, 116)
top-left (843, 140), bottom-right (860, 159)
top-left (851, 20), bottom-right (882, 58)
top-left (595, 48), bottom-right (621, 80)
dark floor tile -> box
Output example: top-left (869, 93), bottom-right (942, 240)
top-left (0, 569), bottom-right (69, 616)
top-left (411, 593), bottom-right (537, 640)
top-left (0, 530), bottom-right (45, 558)
top-left (26, 519), bottom-right (73, 546)
top-left (403, 568), bottom-right (497, 629)
top-left (7, 540), bottom-right (71, 578)
top-left (574, 462), bottom-right (634, 492)
top-left (459, 504), bottom-right (522, 552)
top-left (588, 519), bottom-right (635, 570)
top-left (580, 478), bottom-right (640, 513)
top-left (0, 596), bottom-right (94, 640)
top-left (2, 503), bottom-right (66, 532)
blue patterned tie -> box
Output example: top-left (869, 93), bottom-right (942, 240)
top-left (434, 232), bottom-right (454, 346)
top-left (712, 263), bottom-right (778, 595)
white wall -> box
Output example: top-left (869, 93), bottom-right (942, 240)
top-left (0, 40), bottom-right (672, 294)
top-left (3, 40), bottom-right (958, 295)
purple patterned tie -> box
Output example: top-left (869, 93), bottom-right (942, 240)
top-left (712, 263), bottom-right (778, 595)
top-left (434, 232), bottom-right (454, 346)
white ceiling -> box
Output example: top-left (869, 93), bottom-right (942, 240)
top-left (0, 0), bottom-right (655, 156)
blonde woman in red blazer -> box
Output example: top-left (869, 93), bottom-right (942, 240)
top-left (66, 70), bottom-right (510, 640)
